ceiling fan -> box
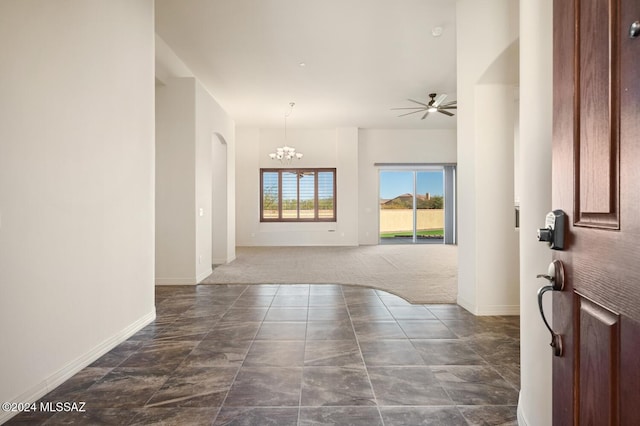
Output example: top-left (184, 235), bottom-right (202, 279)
top-left (392, 93), bottom-right (457, 119)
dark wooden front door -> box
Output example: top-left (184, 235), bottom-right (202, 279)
top-left (552, 0), bottom-right (640, 424)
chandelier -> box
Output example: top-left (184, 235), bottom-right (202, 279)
top-left (269, 102), bottom-right (303, 164)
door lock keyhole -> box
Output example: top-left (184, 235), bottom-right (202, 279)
top-left (630, 21), bottom-right (640, 38)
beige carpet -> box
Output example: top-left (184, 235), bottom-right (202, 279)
top-left (201, 245), bottom-right (458, 304)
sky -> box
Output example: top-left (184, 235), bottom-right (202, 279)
top-left (379, 170), bottom-right (443, 199)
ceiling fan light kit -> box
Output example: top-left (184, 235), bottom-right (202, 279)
top-left (392, 92), bottom-right (457, 119)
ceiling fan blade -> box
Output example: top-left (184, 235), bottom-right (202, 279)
top-left (421, 111), bottom-right (430, 120)
top-left (438, 109), bottom-right (455, 116)
top-left (440, 105), bottom-right (457, 109)
top-left (433, 94), bottom-right (447, 107)
top-left (397, 109), bottom-right (427, 117)
top-left (407, 99), bottom-right (431, 107)
top-left (441, 101), bottom-right (457, 107)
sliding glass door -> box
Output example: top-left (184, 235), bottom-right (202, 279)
top-left (379, 168), bottom-right (449, 244)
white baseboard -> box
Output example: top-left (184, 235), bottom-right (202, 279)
top-left (0, 309), bottom-right (155, 425)
top-left (456, 295), bottom-right (475, 314)
top-left (457, 296), bottom-right (520, 316)
top-left (212, 257), bottom-right (227, 265)
top-left (196, 268), bottom-right (212, 283)
top-left (517, 391), bottom-right (528, 425)
top-left (477, 304), bottom-right (520, 316)
top-left (155, 268), bottom-right (213, 286)
top-left (155, 277), bottom-right (196, 285)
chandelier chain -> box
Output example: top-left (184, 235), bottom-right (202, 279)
top-left (269, 102), bottom-right (303, 164)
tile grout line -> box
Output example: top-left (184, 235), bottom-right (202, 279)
top-left (135, 284), bottom-right (250, 425)
top-left (296, 285), bottom-right (311, 426)
top-left (13, 285), bottom-right (519, 425)
top-left (212, 284), bottom-right (277, 424)
top-left (344, 286), bottom-right (386, 426)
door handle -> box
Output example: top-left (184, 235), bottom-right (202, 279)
top-left (537, 260), bottom-right (564, 357)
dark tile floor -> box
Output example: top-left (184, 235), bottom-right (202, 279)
top-left (8, 284), bottom-right (520, 425)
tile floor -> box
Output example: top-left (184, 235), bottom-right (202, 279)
top-left (8, 284), bottom-right (520, 425)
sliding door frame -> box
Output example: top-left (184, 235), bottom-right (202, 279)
top-left (376, 163), bottom-right (456, 245)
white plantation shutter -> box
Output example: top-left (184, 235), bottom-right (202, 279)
top-left (317, 171), bottom-right (335, 220)
top-left (262, 171), bottom-right (279, 219)
top-left (260, 168), bottom-right (336, 222)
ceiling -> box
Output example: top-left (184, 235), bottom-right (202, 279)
top-left (155, 0), bottom-right (457, 129)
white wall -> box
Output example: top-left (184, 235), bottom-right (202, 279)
top-left (235, 127), bottom-right (359, 246)
top-left (212, 133), bottom-right (229, 264)
top-left (337, 127), bottom-right (360, 244)
top-left (456, 0), bottom-right (520, 316)
top-left (357, 129), bottom-right (457, 245)
top-left (225, 127), bottom-right (237, 262)
top-left (155, 33), bottom-right (193, 83)
top-left (473, 84), bottom-right (520, 313)
top-left (156, 32), bottom-right (237, 268)
top-left (0, 1), bottom-right (155, 422)
top-left (195, 82), bottom-right (236, 266)
top-left (518, 0), bottom-right (553, 423)
top-left (195, 81), bottom-right (213, 280)
top-left (235, 127), bottom-right (456, 247)
top-left (155, 78), bottom-right (197, 283)
top-left (155, 76), bottom-right (236, 282)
